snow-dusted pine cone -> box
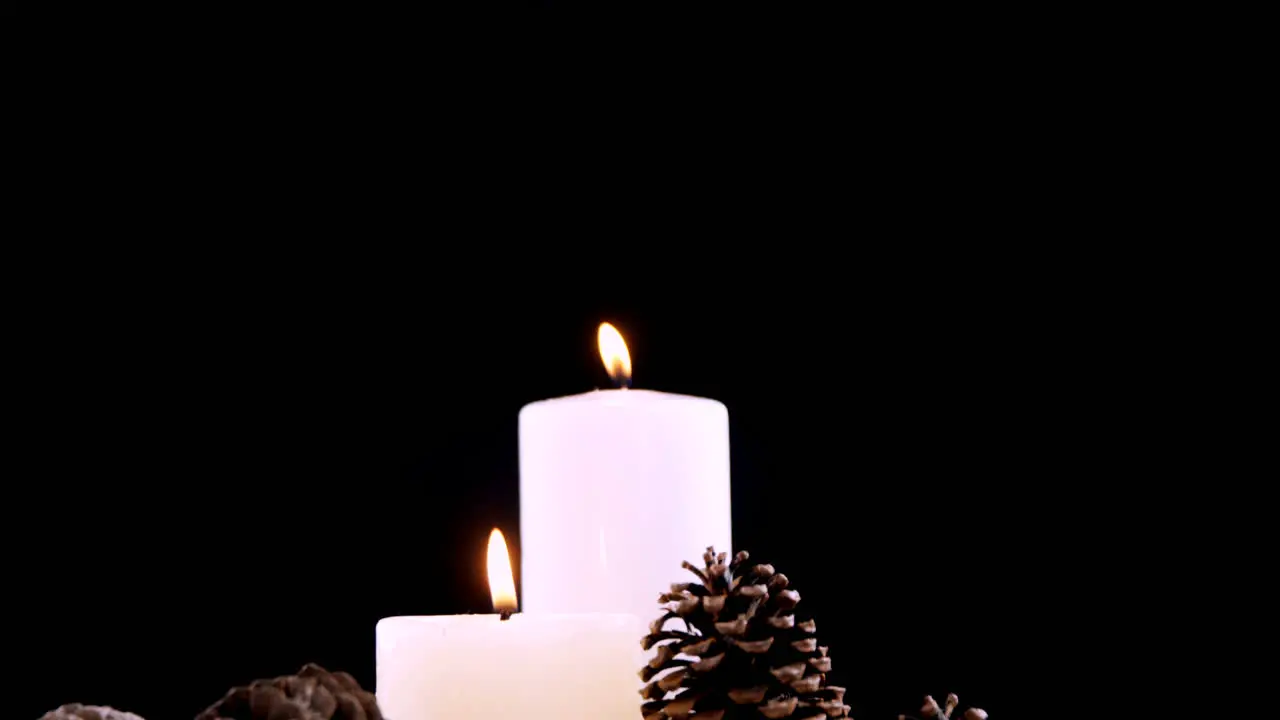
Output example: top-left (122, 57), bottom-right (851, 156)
top-left (196, 663), bottom-right (383, 720)
top-left (640, 546), bottom-right (849, 719)
top-left (38, 705), bottom-right (145, 720)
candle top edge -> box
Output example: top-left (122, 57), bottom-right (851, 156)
top-left (377, 613), bottom-right (645, 626)
top-left (520, 389), bottom-right (725, 410)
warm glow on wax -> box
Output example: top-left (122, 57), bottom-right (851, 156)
top-left (597, 322), bottom-right (632, 386)
top-left (487, 528), bottom-right (518, 614)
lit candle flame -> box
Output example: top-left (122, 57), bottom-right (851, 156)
top-left (487, 528), bottom-right (518, 618)
top-left (597, 322), bottom-right (632, 387)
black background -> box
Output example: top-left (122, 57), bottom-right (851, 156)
top-left (9, 7), bottom-right (1092, 720)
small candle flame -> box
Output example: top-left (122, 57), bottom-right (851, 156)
top-left (597, 322), bottom-right (632, 387)
top-left (487, 528), bottom-right (518, 618)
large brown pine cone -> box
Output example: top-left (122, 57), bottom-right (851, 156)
top-left (39, 705), bottom-right (145, 720)
top-left (196, 663), bottom-right (383, 720)
top-left (640, 547), bottom-right (849, 719)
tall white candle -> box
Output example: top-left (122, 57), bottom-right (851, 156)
top-left (519, 324), bottom-right (731, 619)
top-left (376, 530), bottom-right (645, 718)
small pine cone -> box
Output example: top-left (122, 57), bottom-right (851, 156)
top-left (910, 694), bottom-right (988, 720)
top-left (639, 546), bottom-right (850, 719)
top-left (39, 705), bottom-right (145, 720)
top-left (196, 663), bottom-right (383, 720)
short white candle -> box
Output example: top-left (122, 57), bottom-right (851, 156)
top-left (376, 530), bottom-right (645, 719)
top-left (519, 323), bottom-right (731, 619)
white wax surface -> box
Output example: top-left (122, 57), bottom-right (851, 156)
top-left (519, 389), bottom-right (731, 618)
top-left (376, 614), bottom-right (645, 719)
